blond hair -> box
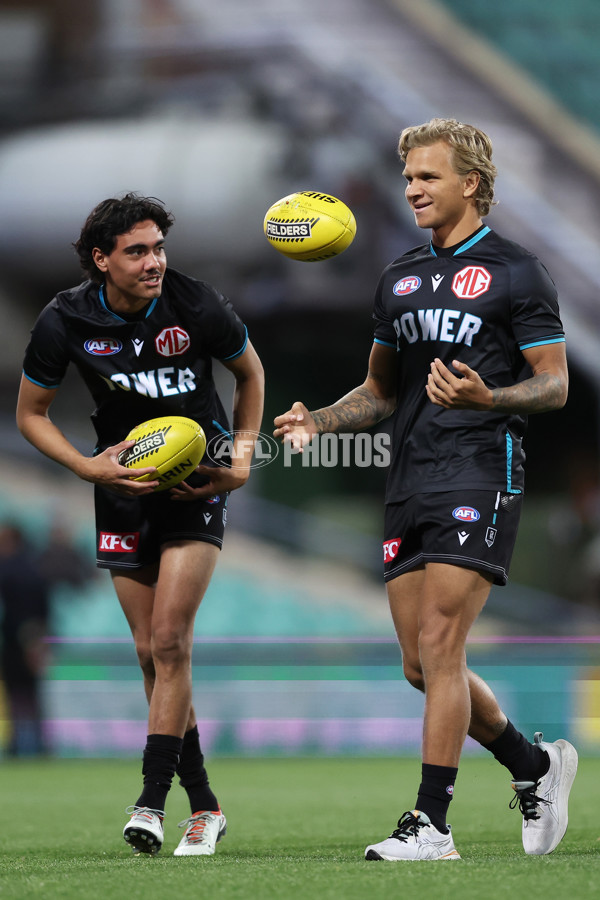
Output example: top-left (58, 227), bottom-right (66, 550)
top-left (398, 118), bottom-right (497, 217)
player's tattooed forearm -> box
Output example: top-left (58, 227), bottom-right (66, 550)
top-left (490, 373), bottom-right (566, 413)
top-left (312, 386), bottom-right (388, 433)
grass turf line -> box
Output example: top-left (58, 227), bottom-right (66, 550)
top-left (0, 756), bottom-right (599, 899)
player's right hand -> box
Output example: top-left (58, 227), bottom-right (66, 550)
top-left (273, 401), bottom-right (317, 452)
top-left (78, 440), bottom-right (160, 495)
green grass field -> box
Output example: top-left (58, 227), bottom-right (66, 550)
top-left (1, 756), bottom-right (599, 899)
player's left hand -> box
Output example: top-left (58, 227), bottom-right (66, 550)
top-left (426, 358), bottom-right (493, 410)
top-left (169, 464), bottom-right (248, 501)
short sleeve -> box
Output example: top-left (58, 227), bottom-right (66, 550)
top-left (22, 301), bottom-right (71, 388)
top-left (372, 271), bottom-right (398, 349)
top-left (510, 255), bottom-right (565, 351)
top-left (199, 284), bottom-right (248, 361)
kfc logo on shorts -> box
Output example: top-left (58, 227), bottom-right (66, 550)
top-left (452, 506), bottom-right (480, 522)
top-left (99, 532), bottom-right (140, 553)
top-left (393, 276), bottom-right (422, 296)
top-left (451, 266), bottom-right (492, 300)
top-left (155, 326), bottom-right (191, 356)
top-left (383, 538), bottom-right (402, 562)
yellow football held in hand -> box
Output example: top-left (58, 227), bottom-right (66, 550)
top-left (119, 416), bottom-right (206, 492)
top-left (264, 190), bottom-right (356, 262)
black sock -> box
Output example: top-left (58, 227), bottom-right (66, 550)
top-left (135, 733), bottom-right (183, 813)
top-left (176, 725), bottom-right (219, 814)
top-left (482, 720), bottom-right (549, 782)
top-left (415, 763), bottom-right (457, 834)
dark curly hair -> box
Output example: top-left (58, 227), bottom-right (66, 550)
top-left (74, 192), bottom-right (175, 282)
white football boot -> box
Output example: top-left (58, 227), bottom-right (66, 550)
top-left (123, 806), bottom-right (164, 856)
top-left (510, 732), bottom-right (578, 855)
top-left (173, 810), bottom-right (227, 856)
top-left (365, 810), bottom-right (461, 861)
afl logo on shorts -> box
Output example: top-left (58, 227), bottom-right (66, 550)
top-left (383, 538), bottom-right (402, 562)
top-left (452, 506), bottom-right (480, 522)
top-left (393, 276), bottom-right (421, 296)
top-left (84, 338), bottom-right (123, 355)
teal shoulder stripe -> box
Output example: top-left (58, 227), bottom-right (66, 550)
top-left (374, 337), bottom-right (397, 349)
top-left (453, 226), bottom-right (491, 255)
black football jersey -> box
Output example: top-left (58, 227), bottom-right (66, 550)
top-left (373, 226), bottom-right (565, 502)
top-left (23, 268), bottom-right (248, 451)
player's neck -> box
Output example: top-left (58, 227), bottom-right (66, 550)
top-left (430, 212), bottom-right (483, 249)
top-left (102, 284), bottom-right (152, 316)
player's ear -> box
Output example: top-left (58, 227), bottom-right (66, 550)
top-left (92, 247), bottom-right (108, 273)
top-left (463, 170), bottom-right (480, 201)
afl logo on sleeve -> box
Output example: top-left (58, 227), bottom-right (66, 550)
top-left (84, 338), bottom-right (123, 355)
top-left (451, 266), bottom-right (491, 299)
top-left (155, 326), bottom-right (191, 356)
top-left (393, 276), bottom-right (422, 296)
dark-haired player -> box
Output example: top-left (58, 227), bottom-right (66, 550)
top-left (17, 193), bottom-right (264, 856)
top-left (274, 118), bottom-right (576, 860)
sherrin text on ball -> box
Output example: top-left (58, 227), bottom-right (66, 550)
top-left (263, 190), bottom-right (356, 262)
top-left (119, 415), bottom-right (206, 492)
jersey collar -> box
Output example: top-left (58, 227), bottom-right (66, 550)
top-left (429, 225), bottom-right (491, 258)
top-left (98, 284), bottom-right (158, 322)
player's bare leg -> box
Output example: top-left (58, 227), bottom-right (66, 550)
top-left (112, 561), bottom-right (199, 732)
top-left (388, 564), bottom-right (493, 766)
top-left (387, 566), bottom-right (507, 744)
top-left (144, 540), bottom-right (218, 735)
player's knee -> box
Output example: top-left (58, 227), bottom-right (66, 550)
top-left (418, 617), bottom-right (466, 664)
top-left (136, 644), bottom-right (155, 678)
top-left (151, 626), bottom-right (190, 668)
top-left (402, 657), bottom-right (424, 692)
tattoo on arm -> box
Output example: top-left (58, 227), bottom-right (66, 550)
top-left (312, 385), bottom-right (395, 433)
top-left (490, 373), bottom-right (566, 414)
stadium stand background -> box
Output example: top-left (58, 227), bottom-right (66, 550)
top-left (0, 0), bottom-right (599, 756)
top-left (438, 0), bottom-right (600, 135)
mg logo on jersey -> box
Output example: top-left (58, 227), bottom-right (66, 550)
top-left (99, 532), bottom-right (139, 552)
top-left (452, 506), bottom-right (480, 522)
top-left (383, 538), bottom-right (402, 562)
top-left (84, 338), bottom-right (123, 356)
top-left (451, 266), bottom-right (492, 299)
top-left (393, 276), bottom-right (422, 296)
top-left (155, 326), bottom-right (191, 357)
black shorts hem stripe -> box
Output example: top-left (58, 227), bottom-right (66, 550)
top-left (384, 552), bottom-right (508, 586)
top-left (159, 534), bottom-right (223, 548)
top-left (96, 534), bottom-right (223, 570)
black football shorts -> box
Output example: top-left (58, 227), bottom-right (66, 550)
top-left (95, 485), bottom-right (228, 570)
top-left (383, 490), bottom-right (523, 586)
